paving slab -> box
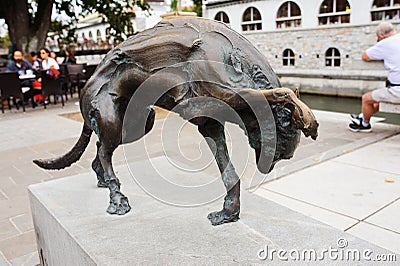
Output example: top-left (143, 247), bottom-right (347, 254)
top-left (28, 165), bottom-right (398, 265)
top-left (334, 133), bottom-right (400, 175)
top-left (0, 219), bottom-right (20, 241)
top-left (9, 251), bottom-right (39, 266)
top-left (261, 160), bottom-right (400, 220)
top-left (253, 188), bottom-right (359, 231)
top-left (347, 222), bottom-right (400, 255)
top-left (0, 231), bottom-right (36, 261)
top-left (10, 214), bottom-right (34, 233)
top-left (0, 104), bottom-right (82, 152)
top-left (0, 251), bottom-right (10, 266)
top-left (365, 199), bottom-right (400, 233)
top-left (0, 194), bottom-right (30, 221)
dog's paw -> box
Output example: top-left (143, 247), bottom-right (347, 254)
top-left (106, 191), bottom-right (131, 215)
top-left (207, 209), bottom-right (239, 226)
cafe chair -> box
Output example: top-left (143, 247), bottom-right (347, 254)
top-left (0, 72), bottom-right (25, 113)
top-left (41, 71), bottom-right (64, 109)
top-left (67, 64), bottom-right (86, 98)
top-left (58, 64), bottom-right (69, 101)
top-left (84, 64), bottom-right (97, 81)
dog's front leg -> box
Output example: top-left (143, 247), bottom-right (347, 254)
top-left (198, 119), bottom-right (240, 226)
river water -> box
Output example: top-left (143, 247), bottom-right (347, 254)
top-left (300, 94), bottom-right (400, 125)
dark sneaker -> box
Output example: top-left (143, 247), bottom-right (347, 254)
top-left (350, 114), bottom-right (362, 125)
top-left (348, 122), bottom-right (372, 132)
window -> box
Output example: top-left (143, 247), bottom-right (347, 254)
top-left (214, 11), bottom-right (230, 24)
top-left (276, 1), bottom-right (302, 29)
top-left (371, 0), bottom-right (400, 21)
top-left (283, 49), bottom-right (295, 66)
top-left (242, 7), bottom-right (262, 32)
top-left (325, 47), bottom-right (341, 67)
top-left (318, 0), bottom-right (351, 25)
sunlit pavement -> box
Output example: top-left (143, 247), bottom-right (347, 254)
top-left (0, 98), bottom-right (399, 264)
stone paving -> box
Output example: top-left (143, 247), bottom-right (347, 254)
top-left (0, 97), bottom-right (399, 265)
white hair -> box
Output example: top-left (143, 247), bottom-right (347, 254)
top-left (376, 21), bottom-right (395, 37)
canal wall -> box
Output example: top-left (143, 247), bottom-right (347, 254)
top-left (244, 23), bottom-right (397, 97)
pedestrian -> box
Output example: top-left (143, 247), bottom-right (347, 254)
top-left (349, 21), bottom-right (400, 132)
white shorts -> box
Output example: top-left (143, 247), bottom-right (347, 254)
top-left (372, 86), bottom-right (400, 103)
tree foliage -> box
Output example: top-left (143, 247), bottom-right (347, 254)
top-left (0, 33), bottom-right (10, 49)
top-left (0, 0), bottom-right (147, 53)
top-left (170, 0), bottom-right (202, 16)
top-left (192, 0), bottom-right (202, 17)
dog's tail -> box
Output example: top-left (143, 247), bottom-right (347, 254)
top-left (33, 123), bottom-right (93, 170)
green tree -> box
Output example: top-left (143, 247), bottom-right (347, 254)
top-left (170, 0), bottom-right (202, 16)
top-left (192, 0), bottom-right (202, 17)
top-left (0, 0), bottom-right (147, 53)
top-left (0, 33), bottom-right (10, 49)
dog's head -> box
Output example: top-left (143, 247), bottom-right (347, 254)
top-left (240, 100), bottom-right (315, 174)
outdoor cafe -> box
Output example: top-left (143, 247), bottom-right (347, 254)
top-left (0, 52), bottom-right (99, 113)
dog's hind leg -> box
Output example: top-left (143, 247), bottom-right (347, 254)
top-left (92, 141), bottom-right (107, 188)
top-left (97, 138), bottom-right (131, 215)
top-left (92, 106), bottom-right (130, 214)
top-left (198, 119), bottom-right (240, 226)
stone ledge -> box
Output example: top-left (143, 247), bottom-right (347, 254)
top-left (380, 102), bottom-right (400, 114)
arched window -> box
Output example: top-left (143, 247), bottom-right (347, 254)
top-left (242, 7), bottom-right (262, 32)
top-left (214, 11), bottom-right (230, 24)
top-left (283, 49), bottom-right (295, 66)
top-left (318, 0), bottom-right (351, 25)
top-left (371, 0), bottom-right (400, 21)
top-left (325, 47), bottom-right (341, 67)
top-left (276, 1), bottom-right (302, 29)
top-left (88, 31), bottom-right (93, 39)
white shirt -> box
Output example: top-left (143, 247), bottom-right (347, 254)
top-left (41, 58), bottom-right (59, 70)
top-left (366, 33), bottom-right (400, 84)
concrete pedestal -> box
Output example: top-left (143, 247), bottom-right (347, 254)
top-left (29, 162), bottom-right (394, 265)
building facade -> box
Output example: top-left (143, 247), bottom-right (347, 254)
top-left (73, 0), bottom-right (195, 51)
top-left (74, 0), bottom-right (170, 50)
top-left (204, 0), bottom-right (400, 96)
top-left (68, 0), bottom-right (194, 64)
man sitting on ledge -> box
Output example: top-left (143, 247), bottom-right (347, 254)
top-left (349, 21), bottom-right (400, 132)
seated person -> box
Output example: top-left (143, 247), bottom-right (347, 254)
top-left (6, 50), bottom-right (36, 105)
top-left (349, 22), bottom-right (400, 132)
top-left (6, 50), bottom-right (33, 74)
top-left (30, 51), bottom-right (42, 74)
top-left (34, 48), bottom-right (61, 104)
top-left (40, 48), bottom-right (60, 70)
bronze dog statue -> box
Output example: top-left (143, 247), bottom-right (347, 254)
top-left (34, 17), bottom-right (318, 226)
